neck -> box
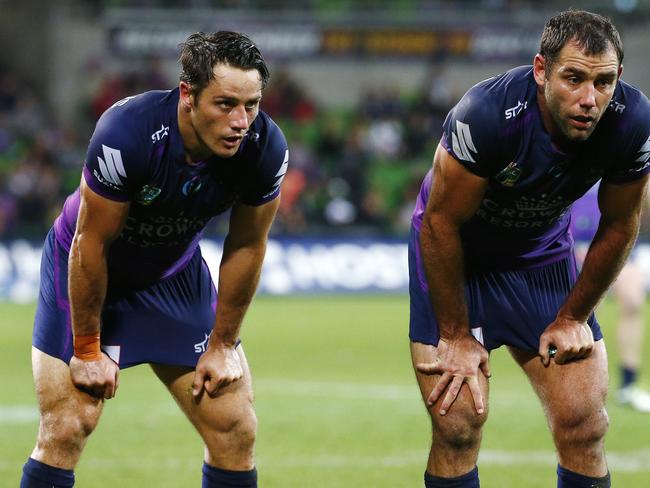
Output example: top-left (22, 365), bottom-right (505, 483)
top-left (535, 87), bottom-right (574, 152)
top-left (177, 102), bottom-right (212, 164)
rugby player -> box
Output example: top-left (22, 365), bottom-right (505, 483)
top-left (21, 31), bottom-right (288, 488)
top-left (409, 10), bottom-right (650, 488)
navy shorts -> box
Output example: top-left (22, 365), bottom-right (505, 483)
top-left (408, 226), bottom-right (602, 351)
top-left (33, 229), bottom-right (218, 368)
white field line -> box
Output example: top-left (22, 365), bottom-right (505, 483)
top-left (2, 450), bottom-right (649, 473)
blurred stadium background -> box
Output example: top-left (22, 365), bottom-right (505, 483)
top-left (1, 0), bottom-right (650, 486)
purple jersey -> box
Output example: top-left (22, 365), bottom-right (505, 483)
top-left (53, 89), bottom-right (288, 287)
top-left (569, 184), bottom-right (600, 243)
top-left (413, 66), bottom-right (650, 270)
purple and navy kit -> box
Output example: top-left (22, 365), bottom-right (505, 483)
top-left (410, 66), bottom-right (650, 350)
top-left (33, 89), bottom-right (288, 367)
top-left (570, 184), bottom-right (600, 243)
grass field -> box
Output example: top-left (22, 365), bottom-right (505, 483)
top-left (2, 296), bottom-right (650, 487)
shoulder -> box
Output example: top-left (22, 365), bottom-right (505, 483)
top-left (449, 66), bottom-right (535, 126)
top-left (442, 66), bottom-right (535, 171)
top-left (247, 110), bottom-right (288, 159)
top-left (607, 81), bottom-right (650, 158)
top-left (96, 90), bottom-right (176, 137)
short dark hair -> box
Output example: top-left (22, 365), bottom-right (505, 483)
top-left (540, 9), bottom-right (624, 70)
top-left (179, 31), bottom-right (270, 96)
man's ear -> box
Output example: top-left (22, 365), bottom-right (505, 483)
top-left (533, 53), bottom-right (547, 88)
top-left (179, 81), bottom-right (194, 112)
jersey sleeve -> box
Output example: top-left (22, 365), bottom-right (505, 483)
top-left (440, 83), bottom-right (504, 178)
top-left (603, 91), bottom-right (650, 184)
top-left (238, 118), bottom-right (289, 206)
top-left (82, 98), bottom-right (147, 201)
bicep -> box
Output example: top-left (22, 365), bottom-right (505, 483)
top-left (425, 144), bottom-right (488, 225)
top-left (598, 175), bottom-right (649, 224)
top-left (75, 174), bottom-right (130, 245)
top-left (227, 197), bottom-right (280, 247)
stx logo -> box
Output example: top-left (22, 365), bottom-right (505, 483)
top-left (194, 333), bottom-right (211, 353)
top-left (151, 124), bottom-right (170, 143)
top-left (505, 100), bottom-right (528, 119)
top-left (609, 99), bottom-right (626, 114)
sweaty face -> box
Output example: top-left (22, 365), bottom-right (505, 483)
top-left (189, 64), bottom-right (262, 158)
top-left (540, 41), bottom-right (620, 143)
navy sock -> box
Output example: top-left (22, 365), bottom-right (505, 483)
top-left (621, 366), bottom-right (637, 389)
top-left (557, 465), bottom-right (610, 488)
top-left (20, 458), bottom-right (74, 488)
top-left (424, 466), bottom-right (479, 487)
top-left (202, 462), bottom-right (257, 488)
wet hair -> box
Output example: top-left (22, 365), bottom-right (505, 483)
top-left (179, 31), bottom-right (270, 97)
top-left (540, 9), bottom-right (624, 70)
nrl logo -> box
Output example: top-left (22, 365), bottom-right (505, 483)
top-left (136, 185), bottom-right (162, 205)
top-left (496, 161), bottom-right (522, 187)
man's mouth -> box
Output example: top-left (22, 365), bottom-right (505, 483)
top-left (222, 135), bottom-right (243, 147)
top-left (569, 115), bottom-right (594, 129)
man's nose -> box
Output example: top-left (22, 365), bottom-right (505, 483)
top-left (579, 84), bottom-right (597, 109)
top-left (231, 105), bottom-right (249, 130)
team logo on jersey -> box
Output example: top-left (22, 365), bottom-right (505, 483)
top-left (151, 124), bottom-right (170, 143)
top-left (182, 175), bottom-right (203, 196)
top-left (263, 149), bottom-right (289, 198)
top-left (547, 160), bottom-right (568, 178)
top-left (97, 144), bottom-right (127, 188)
top-left (247, 131), bottom-right (260, 142)
top-left (504, 100), bottom-right (528, 119)
top-left (635, 136), bottom-right (650, 164)
top-left (451, 121), bottom-right (477, 163)
top-left (136, 185), bottom-right (162, 205)
top-left (495, 161), bottom-right (522, 187)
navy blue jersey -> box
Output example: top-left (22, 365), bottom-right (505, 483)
top-left (413, 66), bottom-right (650, 269)
top-left (54, 88), bottom-right (288, 286)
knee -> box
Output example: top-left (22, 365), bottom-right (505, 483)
top-left (430, 403), bottom-right (486, 451)
top-left (208, 401), bottom-right (257, 449)
top-left (551, 405), bottom-right (609, 449)
top-left (38, 403), bottom-right (101, 451)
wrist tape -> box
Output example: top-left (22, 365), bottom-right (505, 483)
top-left (73, 334), bottom-right (102, 361)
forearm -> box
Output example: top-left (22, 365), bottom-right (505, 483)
top-left (420, 216), bottom-right (470, 340)
top-left (211, 239), bottom-right (266, 346)
top-left (562, 219), bottom-right (639, 321)
top-left (68, 233), bottom-right (109, 337)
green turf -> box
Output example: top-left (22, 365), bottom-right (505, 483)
top-left (2, 296), bottom-right (649, 487)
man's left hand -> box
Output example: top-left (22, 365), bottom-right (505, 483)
top-left (192, 344), bottom-right (243, 399)
top-left (539, 317), bottom-right (594, 366)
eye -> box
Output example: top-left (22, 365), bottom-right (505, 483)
top-left (567, 76), bottom-right (580, 85)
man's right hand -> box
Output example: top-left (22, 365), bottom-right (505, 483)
top-left (69, 353), bottom-right (119, 399)
top-left (416, 335), bottom-right (490, 416)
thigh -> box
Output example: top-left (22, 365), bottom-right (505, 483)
top-left (508, 340), bottom-right (608, 426)
top-left (31, 346), bottom-right (105, 468)
top-left (150, 345), bottom-right (254, 439)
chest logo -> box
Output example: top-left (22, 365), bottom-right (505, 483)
top-left (495, 161), bottom-right (522, 187)
top-left (136, 185), bottom-right (162, 205)
top-left (182, 175), bottom-right (203, 196)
